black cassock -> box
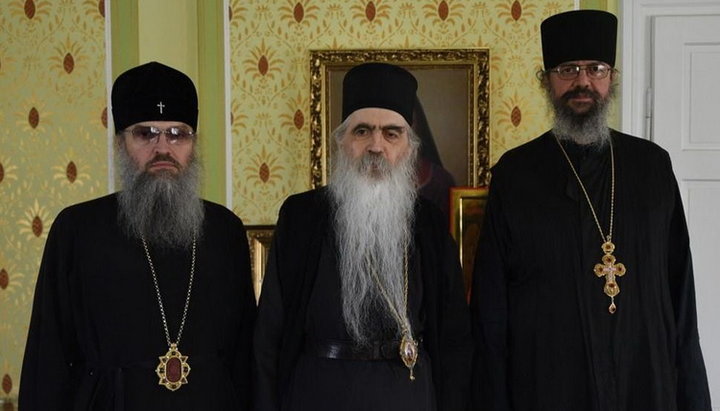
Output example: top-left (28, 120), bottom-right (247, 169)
top-left (20, 194), bottom-right (256, 410)
top-left (272, 233), bottom-right (436, 410)
top-left (253, 188), bottom-right (472, 411)
top-left (471, 131), bottom-right (712, 411)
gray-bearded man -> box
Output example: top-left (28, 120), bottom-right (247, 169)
top-left (20, 62), bottom-right (256, 410)
top-left (253, 63), bottom-right (472, 411)
top-left (471, 10), bottom-right (711, 410)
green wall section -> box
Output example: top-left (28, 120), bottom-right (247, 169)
top-left (196, 1), bottom-right (227, 205)
top-left (581, 0), bottom-right (618, 14)
top-left (138, 0), bottom-right (199, 82)
top-left (110, 0), bottom-right (139, 84)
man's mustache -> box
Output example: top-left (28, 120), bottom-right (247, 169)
top-left (358, 153), bottom-right (392, 177)
top-left (145, 153), bottom-right (180, 171)
top-left (561, 87), bottom-right (602, 102)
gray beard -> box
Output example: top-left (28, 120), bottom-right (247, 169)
top-left (116, 145), bottom-right (204, 249)
top-left (549, 86), bottom-right (613, 146)
top-left (329, 148), bottom-right (418, 346)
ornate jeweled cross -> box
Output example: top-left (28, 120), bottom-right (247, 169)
top-left (593, 240), bottom-right (626, 314)
top-left (157, 101), bottom-right (165, 114)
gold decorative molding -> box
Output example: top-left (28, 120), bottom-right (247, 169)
top-left (449, 187), bottom-right (489, 299)
top-left (246, 225), bottom-right (274, 302)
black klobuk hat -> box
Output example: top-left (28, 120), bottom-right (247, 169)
top-left (341, 62), bottom-right (418, 125)
top-left (541, 10), bottom-right (617, 70)
top-left (111, 61), bottom-right (198, 133)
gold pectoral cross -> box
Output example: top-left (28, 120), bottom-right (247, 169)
top-left (593, 240), bottom-right (626, 314)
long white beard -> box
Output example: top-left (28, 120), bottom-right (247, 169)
top-left (116, 145), bottom-right (204, 249)
top-left (329, 148), bottom-right (418, 345)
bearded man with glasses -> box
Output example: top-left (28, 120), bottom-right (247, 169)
top-left (471, 10), bottom-right (711, 411)
top-left (20, 62), bottom-right (256, 410)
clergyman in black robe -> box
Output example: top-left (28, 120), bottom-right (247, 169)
top-left (471, 10), bottom-right (712, 411)
top-left (253, 63), bottom-right (472, 411)
top-left (20, 62), bottom-right (256, 410)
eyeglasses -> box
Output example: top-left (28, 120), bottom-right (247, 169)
top-left (548, 63), bottom-right (613, 80)
top-left (126, 125), bottom-right (196, 146)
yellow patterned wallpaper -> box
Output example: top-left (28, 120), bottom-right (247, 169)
top-left (229, 0), bottom-right (575, 223)
top-left (0, 0), bottom-right (107, 402)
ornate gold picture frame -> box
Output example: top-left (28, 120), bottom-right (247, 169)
top-left (449, 187), bottom-right (489, 300)
top-left (309, 49), bottom-right (490, 189)
top-left (245, 225), bottom-right (274, 302)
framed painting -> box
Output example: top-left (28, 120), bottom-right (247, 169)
top-left (245, 225), bottom-right (274, 302)
top-left (449, 187), bottom-right (489, 300)
top-left (309, 49), bottom-right (491, 211)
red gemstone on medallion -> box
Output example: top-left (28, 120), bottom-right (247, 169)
top-left (438, 1), bottom-right (449, 21)
top-left (293, 2), bottom-right (304, 23)
top-left (0, 268), bottom-right (8, 290)
top-left (66, 161), bottom-right (77, 183)
top-left (24, 0), bottom-right (36, 19)
top-left (293, 109), bottom-right (304, 129)
top-left (98, 0), bottom-right (105, 18)
top-left (365, 2), bottom-right (376, 21)
top-left (511, 0), bottom-right (522, 21)
top-left (259, 163), bottom-right (270, 182)
top-left (28, 107), bottom-right (39, 129)
top-left (511, 106), bottom-right (522, 127)
top-left (101, 107), bottom-right (107, 128)
top-left (258, 56), bottom-right (269, 75)
top-left (32, 216), bottom-right (43, 237)
top-left (0, 162), bottom-right (4, 183)
top-left (166, 358), bottom-right (182, 383)
top-left (63, 53), bottom-right (75, 74)
top-left (2, 374), bottom-right (11, 395)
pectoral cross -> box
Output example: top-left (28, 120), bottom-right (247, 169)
top-left (593, 240), bottom-right (626, 314)
top-left (157, 101), bottom-right (165, 114)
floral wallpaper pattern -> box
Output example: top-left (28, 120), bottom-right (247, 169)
top-left (0, 0), bottom-right (107, 403)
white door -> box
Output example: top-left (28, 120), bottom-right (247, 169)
top-left (653, 13), bottom-right (720, 406)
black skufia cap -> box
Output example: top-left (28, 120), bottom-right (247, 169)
top-left (111, 61), bottom-right (198, 133)
top-left (541, 10), bottom-right (617, 70)
top-left (342, 62), bottom-right (418, 125)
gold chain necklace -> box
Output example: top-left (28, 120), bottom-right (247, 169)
top-left (142, 238), bottom-right (196, 391)
top-left (369, 247), bottom-right (418, 381)
top-left (555, 137), bottom-right (627, 314)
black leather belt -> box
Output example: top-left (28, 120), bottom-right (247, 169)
top-left (304, 338), bottom-right (422, 361)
